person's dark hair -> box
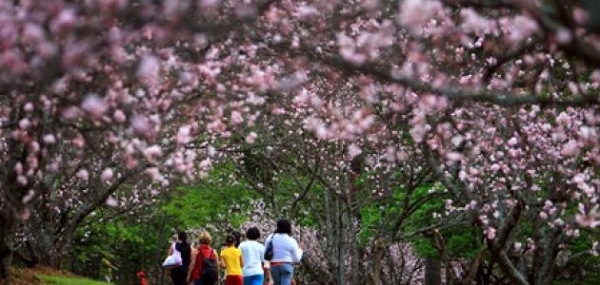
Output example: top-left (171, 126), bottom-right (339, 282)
top-left (246, 227), bottom-right (260, 240)
top-left (275, 219), bottom-right (292, 234)
top-left (178, 231), bottom-right (187, 244)
top-left (232, 230), bottom-right (241, 247)
top-left (225, 234), bottom-right (236, 246)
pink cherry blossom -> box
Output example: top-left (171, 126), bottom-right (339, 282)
top-left (176, 125), bottom-right (192, 145)
top-left (245, 132), bottom-right (258, 144)
top-left (504, 15), bottom-right (539, 44)
top-left (146, 167), bottom-right (161, 181)
top-left (22, 24), bottom-right (46, 46)
top-left (460, 8), bottom-right (497, 36)
top-left (131, 115), bottom-right (151, 136)
top-left (77, 169), bottom-right (89, 181)
top-left (72, 136), bottom-right (86, 148)
top-left (398, 0), bottom-right (444, 31)
top-left (81, 94), bottom-right (108, 119)
top-left (61, 106), bottom-right (81, 119)
top-left (446, 152), bottom-right (463, 161)
top-left (575, 204), bottom-right (600, 228)
top-left (43, 134), bottom-right (56, 144)
top-left (113, 109), bottom-right (127, 123)
top-left (143, 145), bottom-right (163, 163)
top-left (555, 28), bottom-right (573, 44)
top-left (105, 196), bottom-right (118, 207)
top-left (199, 158), bottom-right (212, 170)
top-left (347, 143), bottom-right (362, 159)
top-left (560, 140), bottom-right (579, 156)
top-left (16, 175), bottom-right (27, 186)
top-left (23, 102), bottom-right (34, 112)
top-left (230, 110), bottom-right (244, 125)
top-left (198, 0), bottom-right (220, 9)
top-left (50, 8), bottom-right (77, 35)
top-left (18, 119), bottom-right (31, 130)
top-left (101, 168), bottom-right (114, 182)
top-left (572, 8), bottom-right (589, 26)
top-left (296, 5), bottom-right (319, 20)
top-left (485, 227), bottom-right (497, 240)
top-left (137, 55), bottom-right (161, 87)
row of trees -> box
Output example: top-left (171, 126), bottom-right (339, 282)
top-left (229, 91), bottom-right (600, 284)
top-left (1, 0), bottom-right (600, 284)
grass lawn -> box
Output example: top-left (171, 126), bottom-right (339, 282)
top-left (37, 275), bottom-right (112, 285)
top-left (8, 267), bottom-right (113, 285)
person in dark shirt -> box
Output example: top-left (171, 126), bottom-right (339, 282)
top-left (168, 232), bottom-right (192, 285)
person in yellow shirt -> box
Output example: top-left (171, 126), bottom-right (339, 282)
top-left (220, 234), bottom-right (244, 285)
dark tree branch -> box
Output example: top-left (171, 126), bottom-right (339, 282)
top-left (290, 155), bottom-right (321, 213)
top-left (318, 54), bottom-right (600, 108)
top-left (482, 39), bottom-right (542, 83)
top-left (498, 249), bottom-right (530, 285)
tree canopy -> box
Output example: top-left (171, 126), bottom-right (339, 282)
top-left (1, 0), bottom-right (600, 284)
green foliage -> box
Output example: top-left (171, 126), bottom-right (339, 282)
top-left (357, 182), bottom-right (481, 259)
top-left (402, 185), bottom-right (444, 258)
top-left (38, 274), bottom-right (112, 285)
top-left (68, 206), bottom-right (163, 284)
top-left (444, 228), bottom-right (481, 259)
top-left (552, 232), bottom-right (600, 285)
top-left (241, 149), bottom-right (275, 188)
top-left (163, 164), bottom-right (259, 230)
top-left (282, 180), bottom-right (323, 229)
top-left (358, 204), bottom-right (383, 244)
top-left (403, 185), bottom-right (443, 229)
top-left (68, 164), bottom-right (263, 284)
top-left (356, 183), bottom-right (448, 249)
top-left (409, 220), bottom-right (481, 260)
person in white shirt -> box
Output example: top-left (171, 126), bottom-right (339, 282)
top-left (239, 227), bottom-right (266, 285)
top-left (264, 219), bottom-right (303, 285)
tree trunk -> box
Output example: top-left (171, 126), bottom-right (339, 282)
top-left (424, 256), bottom-right (441, 285)
top-left (1, 117), bottom-right (35, 282)
top-left (37, 247), bottom-right (62, 269)
top-left (367, 240), bottom-right (384, 285)
top-left (0, 207), bottom-right (17, 282)
top-left (34, 226), bottom-right (60, 268)
top-left (336, 197), bottom-right (345, 285)
top-left (26, 215), bottom-right (62, 269)
top-left (348, 172), bottom-right (361, 285)
top-left (13, 240), bottom-right (38, 268)
top-left (154, 214), bottom-right (169, 285)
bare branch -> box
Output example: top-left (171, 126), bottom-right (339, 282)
top-left (498, 249), bottom-right (530, 285)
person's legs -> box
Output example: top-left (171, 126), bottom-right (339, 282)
top-left (225, 275), bottom-right (243, 285)
top-left (279, 264), bottom-right (294, 285)
top-left (174, 275), bottom-right (187, 285)
top-left (255, 274), bottom-right (265, 285)
top-left (270, 266), bottom-right (282, 285)
top-left (170, 268), bottom-right (187, 285)
top-left (243, 275), bottom-right (252, 285)
top-left (243, 274), bottom-right (263, 285)
top-left (169, 271), bottom-right (177, 285)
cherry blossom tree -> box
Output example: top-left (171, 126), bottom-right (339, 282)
top-left (0, 0), bottom-right (281, 279)
top-left (3, 0), bottom-right (600, 284)
top-left (238, 1), bottom-right (600, 284)
top-left (221, 75), bottom-right (446, 284)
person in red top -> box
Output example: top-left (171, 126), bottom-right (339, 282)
top-left (187, 231), bottom-right (220, 285)
top-left (137, 271), bottom-right (148, 285)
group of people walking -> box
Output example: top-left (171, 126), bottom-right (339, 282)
top-left (167, 219), bottom-right (303, 285)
